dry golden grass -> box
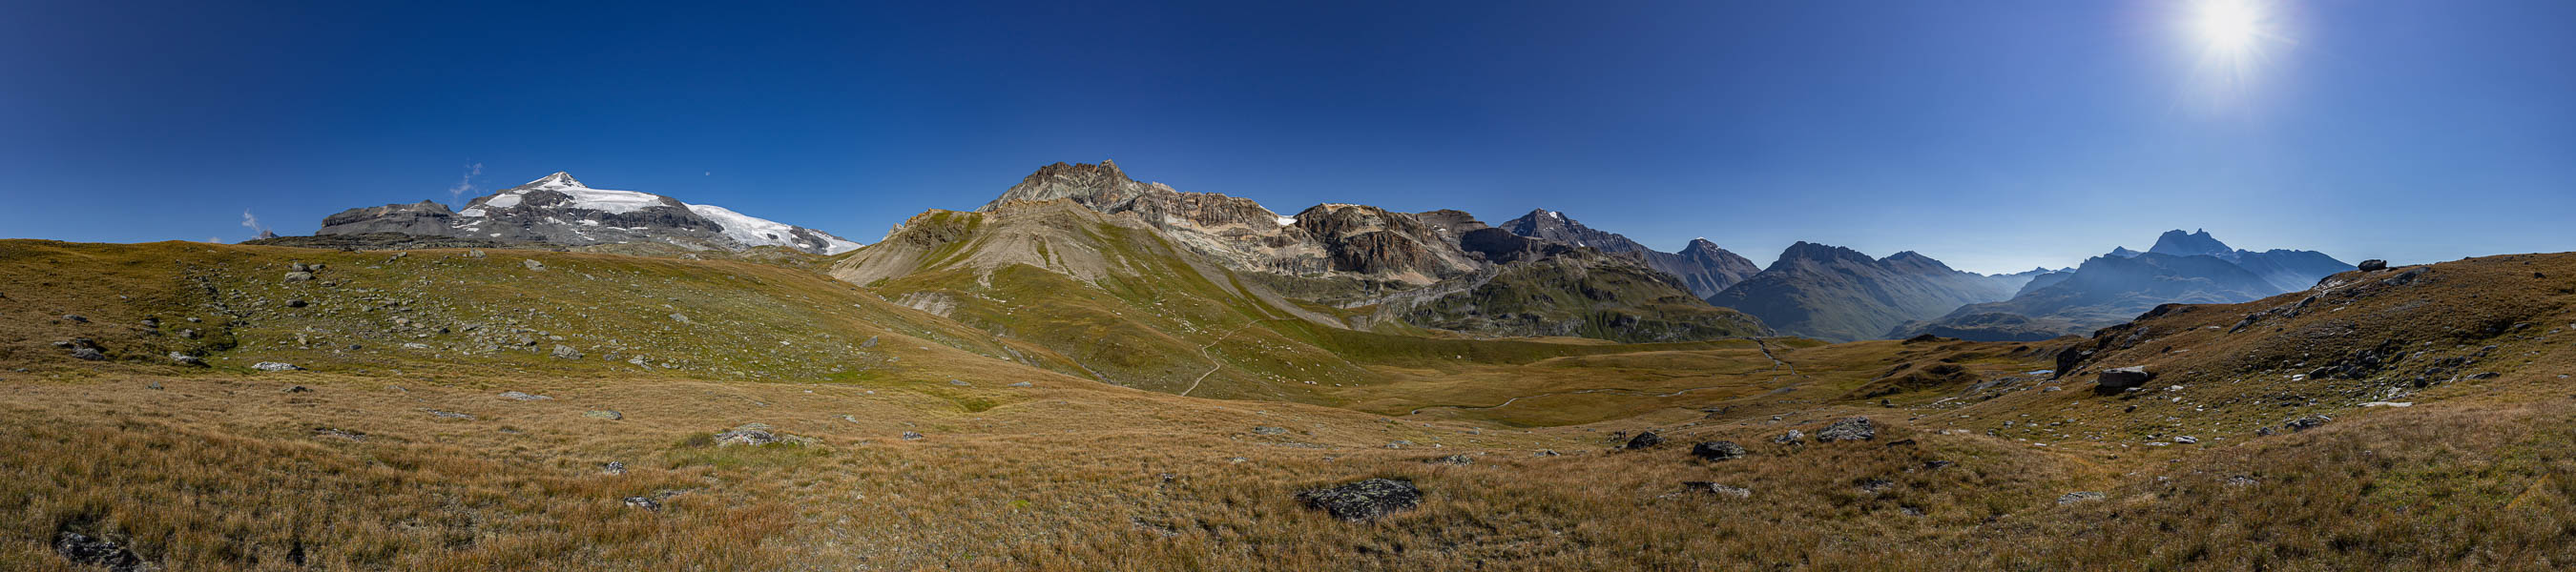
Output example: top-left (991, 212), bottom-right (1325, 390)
top-left (8, 242), bottom-right (2576, 570)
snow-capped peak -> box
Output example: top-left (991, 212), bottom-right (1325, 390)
top-left (528, 172), bottom-right (584, 189)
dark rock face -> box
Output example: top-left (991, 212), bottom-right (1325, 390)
top-left (53, 531), bottom-right (145, 572)
top-left (320, 200), bottom-right (460, 235)
top-left (2095, 366), bottom-right (2154, 393)
top-left (314, 172), bottom-right (859, 255)
top-left (1624, 431), bottom-right (1666, 449)
top-left (1818, 418), bottom-right (1876, 442)
top-left (1297, 478), bottom-right (1423, 521)
top-left (1691, 440), bottom-right (1749, 461)
top-left (2359, 259), bottom-right (2389, 272)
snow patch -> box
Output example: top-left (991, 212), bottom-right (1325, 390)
top-left (1275, 216), bottom-right (1298, 226)
top-left (688, 203), bottom-right (862, 255)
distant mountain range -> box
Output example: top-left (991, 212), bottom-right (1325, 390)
top-left (1895, 230), bottom-right (2350, 341)
top-left (293, 163), bottom-right (2357, 349)
top-left (316, 172), bottom-right (862, 255)
top-left (1703, 242), bottom-right (2035, 342)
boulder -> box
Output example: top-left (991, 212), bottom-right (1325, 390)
top-left (70, 348), bottom-right (106, 361)
top-left (2285, 415), bottom-right (2331, 433)
top-left (1008, 381), bottom-right (1034, 388)
top-left (901, 431), bottom-right (924, 440)
top-left (2095, 367), bottom-right (2154, 392)
top-left (498, 391), bottom-right (551, 401)
top-left (52, 531), bottom-right (144, 572)
top-left (522, 258), bottom-right (546, 271)
top-left (253, 362), bottom-right (301, 372)
top-left (2358, 259), bottom-right (2388, 272)
top-left (2058, 491), bottom-right (2107, 504)
top-left (1771, 430), bottom-right (1805, 444)
top-left (623, 497), bottom-right (660, 511)
top-left (603, 461), bottom-right (627, 476)
top-left (1296, 478), bottom-right (1423, 521)
top-left (1623, 431), bottom-right (1665, 450)
top-left (1818, 417), bottom-right (1876, 442)
top-left (584, 410), bottom-right (623, 420)
top-left (1680, 481), bottom-right (1753, 498)
top-left (551, 344), bottom-right (582, 359)
top-left (1252, 426), bottom-right (1289, 436)
top-left (1423, 454), bottom-right (1474, 466)
top-left (167, 352), bottom-right (205, 367)
top-left (283, 271), bottom-right (315, 282)
top-left (714, 427), bottom-right (779, 447)
top-left (1691, 440), bottom-right (1749, 461)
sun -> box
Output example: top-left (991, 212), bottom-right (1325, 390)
top-left (2192, 0), bottom-right (2266, 56)
top-left (2178, 0), bottom-right (2287, 98)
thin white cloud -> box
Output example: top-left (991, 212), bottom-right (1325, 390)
top-left (447, 162), bottom-right (485, 201)
top-left (239, 209), bottom-right (264, 235)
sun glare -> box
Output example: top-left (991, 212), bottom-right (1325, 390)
top-left (2179, 0), bottom-right (2285, 100)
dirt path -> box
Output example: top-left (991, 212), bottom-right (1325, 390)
top-left (1177, 319), bottom-right (1290, 398)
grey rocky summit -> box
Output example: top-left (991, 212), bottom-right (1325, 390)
top-left (316, 172), bottom-right (862, 255)
top-left (1296, 478), bottom-right (1423, 521)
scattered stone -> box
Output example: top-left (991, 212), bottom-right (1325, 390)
top-left (313, 427), bottom-right (366, 441)
top-left (1252, 426), bottom-right (1289, 436)
top-left (52, 531), bottom-right (144, 572)
top-left (253, 362), bottom-right (302, 372)
top-left (521, 259), bottom-right (547, 271)
top-left (1771, 430), bottom-right (1805, 444)
top-left (1680, 481), bottom-right (1753, 498)
top-left (584, 410), bottom-right (623, 420)
top-left (1884, 439), bottom-right (1917, 447)
top-left (1423, 454), bottom-right (1473, 466)
top-left (1533, 449), bottom-right (1560, 457)
top-left (166, 352), bottom-right (205, 367)
top-left (498, 391), bottom-right (551, 401)
top-left (623, 497), bottom-right (660, 511)
top-left (668, 313), bottom-right (691, 324)
top-left (2358, 259), bottom-right (2388, 272)
top-left (285, 298), bottom-right (307, 308)
top-left (466, 249), bottom-right (487, 258)
top-left (1858, 479), bottom-right (1896, 493)
top-left (2174, 436), bottom-right (2199, 444)
top-left (715, 424), bottom-right (779, 446)
top-left (2284, 415), bottom-right (2331, 433)
top-left (61, 315), bottom-right (89, 323)
top-left (1691, 440), bottom-right (1749, 461)
top-left (177, 329), bottom-right (200, 339)
top-left (901, 431), bottom-right (924, 440)
top-left (1008, 381), bottom-right (1034, 388)
top-left (1297, 479), bottom-right (1423, 521)
top-left (1384, 439), bottom-right (1414, 449)
top-left (603, 461), bottom-right (627, 476)
top-left (2096, 366), bottom-right (2155, 392)
top-left (280, 385), bottom-right (312, 393)
top-left (70, 348), bottom-right (107, 361)
top-left (2360, 401), bottom-right (2414, 408)
top-left (1924, 460), bottom-right (1955, 470)
top-left (2226, 476), bottom-right (2260, 487)
top-left (425, 409), bottom-right (474, 419)
top-left (146, 381), bottom-right (161, 390)
top-left (2058, 491), bottom-right (2107, 504)
top-left (551, 344), bottom-right (582, 359)
top-left (1818, 417), bottom-right (1877, 442)
top-left (283, 271), bottom-right (315, 282)
top-left (948, 379), bottom-right (971, 386)
top-left (1623, 431), bottom-right (1665, 450)
top-left (1226, 457), bottom-right (1249, 464)
top-left (841, 415), bottom-right (861, 423)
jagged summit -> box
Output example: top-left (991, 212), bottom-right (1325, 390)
top-left (1499, 209), bottom-right (1758, 297)
top-left (2148, 228), bottom-right (2233, 257)
top-left (315, 171), bottom-right (862, 255)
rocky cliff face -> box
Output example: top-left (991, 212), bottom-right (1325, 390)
top-left (315, 172), bottom-right (862, 255)
top-left (1497, 209), bottom-right (1759, 297)
top-left (1706, 242), bottom-right (2026, 342)
top-left (972, 161), bottom-right (1476, 287)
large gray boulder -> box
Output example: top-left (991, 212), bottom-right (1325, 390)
top-left (1692, 440), bottom-right (1749, 461)
top-left (1297, 478), bottom-right (1423, 521)
top-left (1818, 418), bottom-right (1876, 442)
top-left (2096, 366), bottom-right (2154, 393)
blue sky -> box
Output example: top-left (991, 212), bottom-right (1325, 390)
top-left (4, 0), bottom-right (2569, 274)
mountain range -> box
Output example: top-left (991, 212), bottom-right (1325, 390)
top-left (1896, 230), bottom-right (2351, 341)
top-left (1702, 242), bottom-right (2035, 342)
top-left (316, 172), bottom-right (862, 255)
